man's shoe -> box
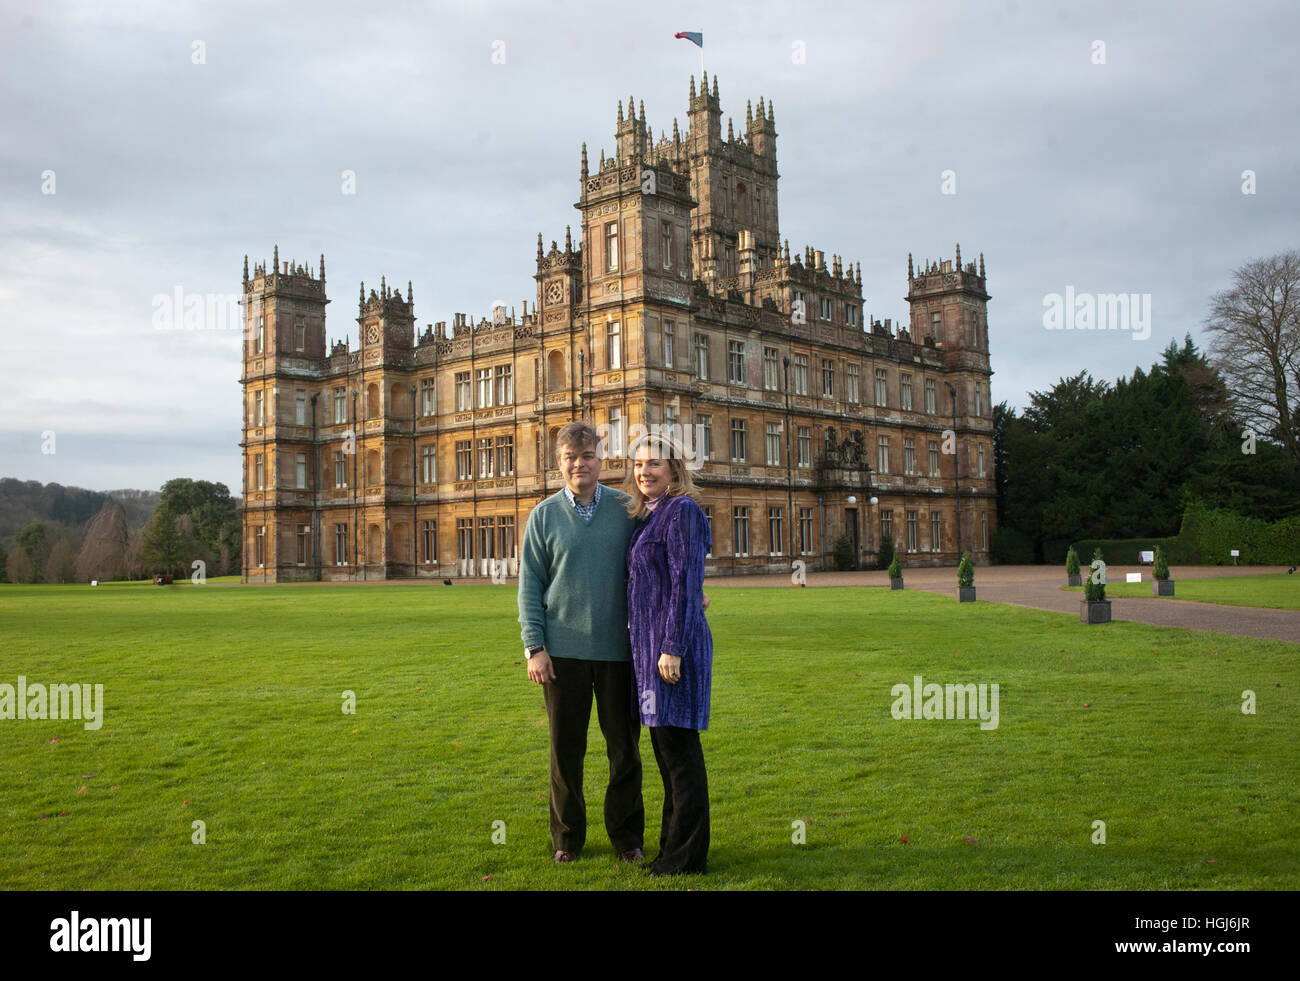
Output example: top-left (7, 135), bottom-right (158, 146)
top-left (553, 849), bottom-right (577, 863)
top-left (618, 847), bottom-right (645, 863)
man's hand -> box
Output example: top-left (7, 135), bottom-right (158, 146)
top-left (527, 649), bottom-right (556, 684)
top-left (658, 653), bottom-right (682, 685)
top-left (702, 592), bottom-right (711, 610)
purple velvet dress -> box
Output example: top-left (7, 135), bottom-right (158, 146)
top-left (626, 493), bottom-right (713, 730)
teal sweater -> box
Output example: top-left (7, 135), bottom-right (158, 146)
top-left (517, 486), bottom-right (635, 662)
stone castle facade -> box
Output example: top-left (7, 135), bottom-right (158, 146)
top-left (240, 73), bottom-right (996, 582)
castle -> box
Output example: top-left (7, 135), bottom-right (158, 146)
top-left (240, 73), bottom-right (996, 582)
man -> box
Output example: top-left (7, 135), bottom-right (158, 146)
top-left (517, 420), bottom-right (645, 863)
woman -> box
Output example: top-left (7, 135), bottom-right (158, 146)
top-left (623, 433), bottom-right (713, 875)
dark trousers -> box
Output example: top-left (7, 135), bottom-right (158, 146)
top-left (543, 656), bottom-right (644, 854)
top-left (649, 725), bottom-right (709, 873)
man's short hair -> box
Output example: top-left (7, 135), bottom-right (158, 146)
top-left (556, 420), bottom-right (600, 455)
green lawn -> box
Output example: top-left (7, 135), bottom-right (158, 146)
top-left (1063, 573), bottom-right (1300, 610)
top-left (0, 582), bottom-right (1296, 890)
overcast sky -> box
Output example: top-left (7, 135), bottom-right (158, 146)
top-left (3, 0), bottom-right (1297, 496)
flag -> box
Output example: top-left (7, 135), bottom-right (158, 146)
top-left (674, 31), bottom-right (703, 48)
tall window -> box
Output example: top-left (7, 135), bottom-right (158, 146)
top-left (477, 437), bottom-right (494, 478)
top-left (497, 435), bottom-right (514, 476)
top-left (663, 321), bottom-right (674, 368)
top-left (793, 354), bottom-right (809, 395)
top-left (255, 525), bottom-right (265, 566)
top-left (929, 310), bottom-right (941, 342)
top-left (768, 507), bottom-right (784, 556)
top-left (606, 221), bottom-right (618, 272)
top-left (335, 523), bottom-right (348, 565)
top-left (728, 340), bottom-right (745, 384)
top-left (730, 419), bottom-right (746, 462)
top-left (847, 304), bottom-right (858, 327)
top-left (609, 407), bottom-right (624, 457)
top-left (296, 392), bottom-right (306, 425)
top-left (478, 517), bottom-right (496, 563)
top-left (497, 516), bottom-right (516, 568)
top-left (334, 449), bottom-right (347, 488)
top-left (900, 373), bottom-right (913, 411)
top-left (763, 347), bottom-right (780, 390)
top-left (930, 512), bottom-right (942, 553)
top-left (296, 452), bottom-right (307, 489)
top-left (477, 368), bottom-right (493, 408)
top-left (974, 381), bottom-right (984, 416)
top-left (297, 524), bottom-right (309, 565)
top-left (254, 454), bottom-right (264, 490)
top-left (334, 387), bottom-right (347, 424)
top-left (765, 422), bottom-right (781, 466)
top-left (928, 440), bottom-right (940, 477)
top-left (732, 506), bottom-right (750, 557)
top-left (977, 443), bottom-right (986, 478)
top-left (877, 436), bottom-right (889, 474)
top-left (798, 507), bottom-right (814, 555)
top-left (981, 512), bottom-right (988, 549)
top-left (696, 414), bottom-right (712, 460)
top-left (904, 437), bottom-right (915, 475)
top-left (456, 440), bottom-right (472, 480)
top-left (797, 426), bottom-right (811, 468)
top-left (906, 510), bottom-right (918, 552)
top-left (422, 519), bottom-right (437, 565)
top-left (846, 364), bottom-right (860, 403)
top-left (661, 223), bottom-right (672, 269)
top-left (820, 296), bottom-right (832, 320)
top-left (694, 334), bottom-right (709, 380)
top-left (455, 372), bottom-right (471, 411)
top-left (457, 517), bottom-right (473, 564)
top-left (420, 378), bottom-right (435, 416)
top-left (925, 378), bottom-right (937, 414)
top-left (607, 321), bottom-right (622, 370)
top-left (254, 390), bottom-right (264, 426)
top-left (294, 318), bottom-right (305, 352)
top-left (821, 359), bottom-right (834, 398)
top-left (422, 444), bottom-right (437, 483)
top-left (495, 364), bottom-right (512, 405)
top-left (881, 510), bottom-right (892, 543)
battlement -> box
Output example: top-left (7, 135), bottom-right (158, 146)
top-left (244, 244), bottom-right (326, 298)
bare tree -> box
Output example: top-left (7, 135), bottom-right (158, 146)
top-left (1204, 250), bottom-right (1300, 461)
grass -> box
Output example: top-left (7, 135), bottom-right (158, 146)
top-left (0, 581), bottom-right (1296, 890)
top-left (1063, 573), bottom-right (1300, 610)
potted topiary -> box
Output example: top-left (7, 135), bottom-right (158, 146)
top-left (957, 550), bottom-right (975, 602)
top-left (1152, 545), bottom-right (1174, 596)
top-left (1080, 547), bottom-right (1111, 624)
top-left (1066, 545), bottom-right (1082, 587)
top-left (888, 553), bottom-right (903, 590)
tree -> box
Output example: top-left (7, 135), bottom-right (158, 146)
top-left (1204, 250), bottom-right (1300, 462)
top-left (6, 546), bottom-right (34, 584)
top-left (76, 500), bottom-right (131, 583)
top-left (44, 540), bottom-right (77, 584)
top-left (16, 521), bottom-right (51, 581)
top-left (140, 508), bottom-right (187, 577)
top-left (0, 540), bottom-right (7, 582)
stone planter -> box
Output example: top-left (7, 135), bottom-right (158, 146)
top-left (1153, 579), bottom-right (1174, 597)
top-left (1080, 600), bottom-right (1112, 624)
top-left (958, 586), bottom-right (976, 603)
top-left (890, 577), bottom-right (904, 590)
top-left (1067, 573), bottom-right (1082, 587)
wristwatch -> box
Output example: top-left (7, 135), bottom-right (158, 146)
top-left (525, 645), bottom-right (545, 659)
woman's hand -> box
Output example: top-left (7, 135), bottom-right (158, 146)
top-left (658, 653), bottom-right (682, 685)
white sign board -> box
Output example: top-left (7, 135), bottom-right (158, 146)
top-left (1231, 549), bottom-right (1240, 557)
top-left (1126, 572), bottom-right (1142, 583)
top-left (1138, 550), bottom-right (1154, 565)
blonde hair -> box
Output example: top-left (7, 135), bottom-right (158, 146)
top-left (622, 431), bottom-right (697, 519)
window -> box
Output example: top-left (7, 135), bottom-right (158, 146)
top-left (703, 505), bottom-right (713, 558)
top-left (663, 321), bottom-right (674, 368)
top-left (422, 444), bottom-right (437, 483)
top-left (930, 512), bottom-right (942, 553)
top-left (255, 525), bottom-right (265, 566)
top-left (821, 359), bottom-right (834, 398)
top-left (820, 296), bottom-right (832, 321)
top-left (420, 378), bottom-right (435, 416)
top-left (255, 454), bottom-right (264, 490)
top-left (847, 304), bottom-right (858, 327)
top-left (732, 506), bottom-right (750, 557)
top-left (495, 365), bottom-right (512, 405)
top-left (606, 221), bottom-right (619, 272)
top-left (929, 310), bottom-right (941, 342)
top-left (765, 422), bottom-right (781, 466)
top-left (609, 407), bottom-right (624, 458)
top-left (477, 437), bottom-right (494, 478)
top-left (974, 382), bottom-right (984, 416)
top-left (296, 452), bottom-right (307, 489)
top-left (797, 426), bottom-right (811, 468)
top-left (477, 368), bottom-right (493, 408)
top-left (607, 321), bottom-right (622, 370)
top-left (925, 378), bottom-right (937, 414)
top-left (768, 507), bottom-right (784, 556)
top-left (497, 516), bottom-right (516, 568)
top-left (730, 419), bottom-right (747, 462)
top-left (334, 449), bottom-right (347, 489)
top-left (904, 437), bottom-right (916, 475)
top-left (696, 414), bottom-right (712, 460)
top-left (900, 373), bottom-right (913, 412)
top-left (875, 369), bottom-right (888, 407)
top-left (793, 354), bottom-right (809, 395)
top-left (928, 440), bottom-right (940, 477)
top-left (763, 347), bottom-right (780, 390)
top-left (297, 524), bottom-right (309, 565)
top-left (977, 443), bottom-right (986, 478)
top-left (728, 340), bottom-right (745, 385)
top-left (422, 519), bottom-right (437, 564)
top-left (334, 387), bottom-right (347, 424)
top-left (721, 178), bottom-right (729, 217)
top-left (497, 435), bottom-right (514, 476)
top-left (335, 523), bottom-right (348, 565)
top-left (981, 512), bottom-right (988, 550)
top-left (455, 372), bottom-right (471, 411)
top-left (456, 440), bottom-right (472, 480)
top-left (906, 510), bottom-right (918, 552)
top-left (254, 390), bottom-right (264, 426)
top-left (846, 364), bottom-right (859, 403)
top-left (694, 334), bottom-right (709, 380)
top-left (294, 318), bottom-right (305, 352)
top-left (798, 507), bottom-right (814, 556)
top-left (254, 315), bottom-right (264, 355)
top-left (877, 436), bottom-right (889, 475)
top-left (478, 517), bottom-right (496, 563)
top-left (662, 222), bottom-right (672, 269)
top-left (881, 510), bottom-right (892, 543)
top-left (457, 517), bottom-right (473, 564)
top-left (295, 392), bottom-right (306, 425)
